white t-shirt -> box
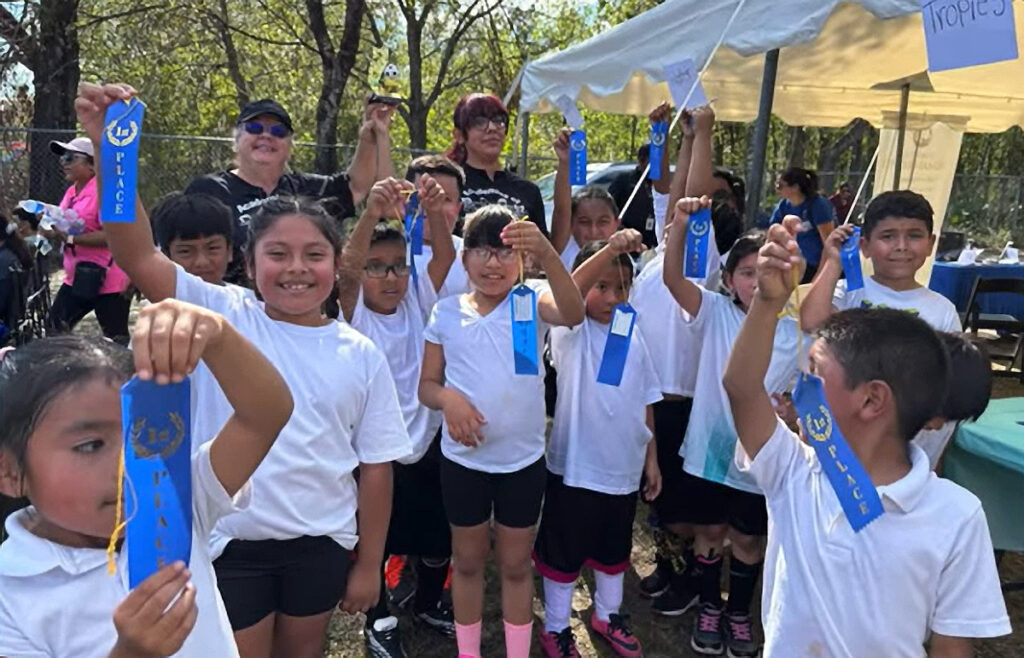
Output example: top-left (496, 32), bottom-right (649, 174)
top-left (0, 443), bottom-right (247, 658)
top-left (350, 270), bottom-right (441, 464)
top-left (413, 236), bottom-right (470, 298)
top-left (683, 288), bottom-right (801, 493)
top-left (833, 276), bottom-right (961, 332)
top-left (174, 267), bottom-right (411, 555)
top-left (913, 421), bottom-right (958, 470)
top-left (548, 317), bottom-right (663, 494)
top-left (630, 244), bottom-right (722, 397)
top-left (423, 280), bottom-right (551, 473)
top-left (559, 239), bottom-right (581, 272)
top-left (738, 419), bottom-right (1010, 657)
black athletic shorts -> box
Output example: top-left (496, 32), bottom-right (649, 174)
top-left (387, 434), bottom-right (451, 557)
top-left (440, 455), bottom-right (546, 528)
top-left (213, 535), bottom-right (351, 630)
top-left (533, 472), bottom-right (637, 583)
top-left (675, 469), bottom-right (768, 536)
top-left (647, 397), bottom-right (698, 524)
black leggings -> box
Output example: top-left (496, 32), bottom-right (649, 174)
top-left (48, 284), bottom-right (131, 343)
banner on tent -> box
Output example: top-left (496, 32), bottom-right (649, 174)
top-left (920, 0), bottom-right (1018, 72)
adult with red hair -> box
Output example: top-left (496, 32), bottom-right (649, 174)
top-left (448, 93), bottom-right (547, 236)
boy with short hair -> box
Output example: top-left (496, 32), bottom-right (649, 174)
top-left (151, 191), bottom-right (235, 285)
top-left (404, 155), bottom-right (467, 297)
top-left (800, 189), bottom-right (960, 333)
top-left (724, 218), bottom-right (1010, 657)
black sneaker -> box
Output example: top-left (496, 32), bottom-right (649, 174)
top-left (651, 581), bottom-right (699, 617)
top-left (365, 616), bottom-right (408, 658)
top-left (722, 611), bottom-right (759, 658)
top-left (690, 603), bottom-right (725, 655)
top-left (415, 600), bottom-right (455, 638)
top-left (386, 558), bottom-right (417, 609)
top-left (639, 557), bottom-right (674, 598)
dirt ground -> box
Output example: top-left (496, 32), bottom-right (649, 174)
top-left (70, 299), bottom-right (1024, 657)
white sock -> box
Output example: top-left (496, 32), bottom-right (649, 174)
top-left (543, 577), bottom-right (574, 633)
top-left (593, 571), bottom-right (623, 623)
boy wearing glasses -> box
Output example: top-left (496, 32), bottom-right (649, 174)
top-left (337, 173), bottom-right (459, 657)
top-left (186, 97), bottom-right (395, 285)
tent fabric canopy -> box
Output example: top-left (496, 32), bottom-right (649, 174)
top-left (520, 0), bottom-right (1024, 133)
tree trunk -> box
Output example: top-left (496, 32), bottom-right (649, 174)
top-left (213, 0), bottom-right (250, 110)
top-left (786, 126), bottom-right (806, 168)
top-left (819, 119), bottom-right (870, 194)
top-left (29, 0), bottom-right (80, 202)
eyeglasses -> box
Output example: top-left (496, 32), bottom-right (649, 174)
top-left (242, 121), bottom-right (291, 139)
top-left (364, 262), bottom-right (410, 278)
top-left (467, 115), bottom-right (509, 132)
top-left (466, 246), bottom-right (516, 263)
top-left (59, 152), bottom-right (88, 164)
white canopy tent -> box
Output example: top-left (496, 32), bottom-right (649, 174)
top-left (520, 0), bottom-right (1024, 133)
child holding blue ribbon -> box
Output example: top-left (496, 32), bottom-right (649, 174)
top-left (534, 229), bottom-right (662, 658)
top-left (78, 83), bottom-right (412, 658)
top-left (662, 197), bottom-right (801, 658)
top-left (404, 155), bottom-right (469, 297)
top-left (726, 218), bottom-right (1009, 657)
top-left (419, 205), bottom-right (584, 658)
top-left (336, 175), bottom-right (458, 651)
top-left (0, 299), bottom-right (293, 657)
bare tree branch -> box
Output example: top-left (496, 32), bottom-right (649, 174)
top-left (425, 0), bottom-right (500, 108)
top-left (78, 3), bottom-right (167, 28)
top-left (0, 4), bottom-right (33, 67)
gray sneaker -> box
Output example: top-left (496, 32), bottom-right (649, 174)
top-left (723, 611), bottom-right (759, 658)
top-left (690, 603), bottom-right (725, 655)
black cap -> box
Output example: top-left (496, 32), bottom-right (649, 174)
top-left (237, 99), bottom-right (293, 132)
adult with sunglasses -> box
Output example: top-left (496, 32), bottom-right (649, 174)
top-left (186, 97), bottom-right (395, 285)
top-left (45, 136), bottom-right (132, 342)
top-left (447, 93), bottom-right (547, 237)
top-left (768, 166), bottom-right (835, 283)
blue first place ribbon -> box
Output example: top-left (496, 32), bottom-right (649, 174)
top-left (840, 226), bottom-right (864, 292)
top-left (569, 129), bottom-right (587, 186)
top-left (510, 284), bottom-right (539, 375)
top-left (404, 192), bottom-right (422, 290)
top-left (684, 208), bottom-right (712, 278)
top-left (121, 377), bottom-right (192, 588)
top-left (100, 98), bottom-right (145, 224)
top-left (597, 303), bottom-right (637, 386)
top-left (648, 121), bottom-right (668, 181)
top-left (792, 372), bottom-right (884, 532)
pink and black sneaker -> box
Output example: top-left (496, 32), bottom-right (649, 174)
top-left (539, 627), bottom-right (581, 658)
top-left (590, 613), bottom-right (643, 657)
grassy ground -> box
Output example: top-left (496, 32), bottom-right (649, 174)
top-left (70, 294), bottom-right (1023, 657)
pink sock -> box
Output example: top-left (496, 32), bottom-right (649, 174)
top-left (455, 620), bottom-right (482, 657)
top-left (504, 620), bottom-right (533, 658)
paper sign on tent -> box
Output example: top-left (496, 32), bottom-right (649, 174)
top-left (552, 95), bottom-right (585, 130)
top-left (920, 0), bottom-right (1018, 72)
top-left (663, 58), bottom-right (709, 109)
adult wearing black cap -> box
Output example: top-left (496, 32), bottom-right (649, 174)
top-left (186, 98), bottom-right (394, 285)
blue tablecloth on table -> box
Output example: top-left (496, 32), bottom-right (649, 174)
top-left (928, 262), bottom-right (1024, 317)
top-left (944, 397), bottom-right (1024, 552)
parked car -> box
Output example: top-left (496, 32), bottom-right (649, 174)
top-left (535, 162), bottom-right (672, 228)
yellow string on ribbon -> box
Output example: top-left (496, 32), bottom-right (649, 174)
top-left (517, 215), bottom-right (529, 285)
top-left (106, 447), bottom-right (126, 574)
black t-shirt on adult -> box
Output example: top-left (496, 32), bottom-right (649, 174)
top-left (185, 170), bottom-right (355, 285)
top-left (460, 163), bottom-right (547, 237)
top-left (608, 168), bottom-right (657, 248)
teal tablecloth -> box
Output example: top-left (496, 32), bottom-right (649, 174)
top-left (945, 398), bottom-right (1024, 551)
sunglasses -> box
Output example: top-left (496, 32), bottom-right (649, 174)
top-left (59, 152), bottom-right (88, 164)
top-left (466, 246), bottom-right (516, 263)
top-left (242, 121), bottom-right (291, 139)
top-left (467, 115), bottom-right (509, 131)
top-left (364, 262), bottom-right (410, 279)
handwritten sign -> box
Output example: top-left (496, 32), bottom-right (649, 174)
top-left (921, 0), bottom-right (1018, 71)
top-left (662, 58), bottom-right (709, 109)
top-left (552, 94), bottom-right (585, 131)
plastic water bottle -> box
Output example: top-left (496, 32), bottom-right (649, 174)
top-left (18, 200), bottom-right (85, 235)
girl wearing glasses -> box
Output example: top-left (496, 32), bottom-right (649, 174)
top-left (186, 98), bottom-right (396, 286)
top-left (447, 94), bottom-right (548, 238)
top-left (419, 206), bottom-right (584, 658)
top-left (46, 137), bottom-right (131, 342)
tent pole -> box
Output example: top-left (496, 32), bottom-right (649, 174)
top-left (745, 48), bottom-right (780, 226)
top-left (519, 111), bottom-right (531, 178)
top-left (893, 82), bottom-right (910, 189)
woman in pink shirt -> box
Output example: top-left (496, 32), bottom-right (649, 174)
top-left (46, 137), bottom-right (131, 342)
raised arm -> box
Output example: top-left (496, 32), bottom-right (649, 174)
top-left (685, 106), bottom-right (717, 198)
top-left (666, 112), bottom-right (694, 212)
top-left (421, 174), bottom-right (457, 293)
top-left (662, 197), bottom-right (708, 317)
top-left (131, 299), bottom-right (292, 497)
top-left (75, 82), bottom-right (176, 302)
top-left (347, 101), bottom-right (396, 205)
top-left (549, 128), bottom-right (572, 254)
top-left (800, 223), bottom-right (856, 332)
top-left (571, 228), bottom-right (645, 296)
top-left (502, 220), bottom-right (584, 327)
top-left (724, 218), bottom-right (803, 460)
top-left (649, 103), bottom-right (673, 195)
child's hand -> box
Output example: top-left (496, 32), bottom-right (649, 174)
top-left (757, 217), bottom-right (805, 305)
top-left (680, 109), bottom-right (695, 139)
top-left (607, 228), bottom-right (646, 255)
top-left (365, 177), bottom-right (412, 221)
top-left (822, 223), bottom-right (858, 266)
top-left (442, 391), bottom-right (486, 448)
top-left (648, 101), bottom-right (671, 125)
top-left (501, 220), bottom-right (555, 262)
top-left (110, 562), bottom-right (196, 658)
top-left (133, 299), bottom-right (226, 385)
top-left (691, 106), bottom-right (715, 135)
top-left (417, 174), bottom-right (447, 219)
top-left (552, 128), bottom-right (570, 165)
top-left (338, 559), bottom-right (380, 614)
top-left (75, 82), bottom-right (137, 145)
top-left (670, 195), bottom-right (711, 233)
top-left (642, 457), bottom-right (662, 502)
top-left (360, 100), bottom-right (395, 142)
